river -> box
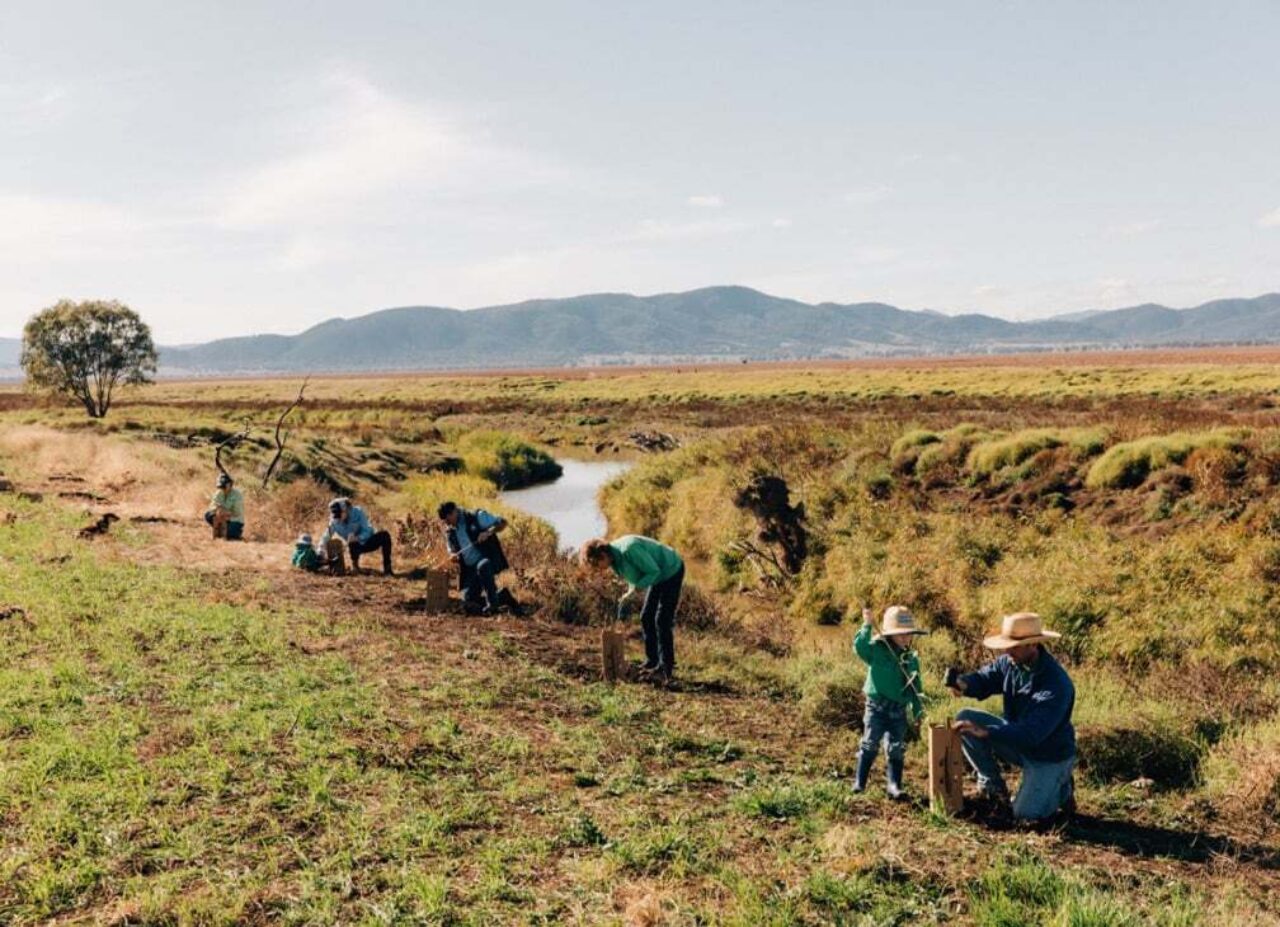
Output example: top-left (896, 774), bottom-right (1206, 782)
top-left (499, 458), bottom-right (634, 553)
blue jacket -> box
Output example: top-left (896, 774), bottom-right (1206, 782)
top-left (959, 649), bottom-right (1076, 763)
top-left (323, 505), bottom-right (374, 545)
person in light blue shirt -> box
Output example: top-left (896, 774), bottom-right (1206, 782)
top-left (322, 497), bottom-right (393, 575)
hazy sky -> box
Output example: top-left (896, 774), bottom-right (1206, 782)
top-left (2, 1), bottom-right (1278, 342)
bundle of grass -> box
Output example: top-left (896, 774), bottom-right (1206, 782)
top-left (889, 429), bottom-right (941, 474)
top-left (457, 430), bottom-right (562, 489)
top-left (1085, 429), bottom-right (1249, 490)
top-left (914, 423), bottom-right (1001, 483)
top-left (1076, 722), bottom-right (1205, 789)
top-left (966, 427), bottom-right (1109, 481)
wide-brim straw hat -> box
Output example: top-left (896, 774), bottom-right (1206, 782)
top-left (876, 605), bottom-right (929, 638)
top-left (983, 611), bottom-right (1061, 649)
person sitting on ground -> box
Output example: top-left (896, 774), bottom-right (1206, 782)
top-left (852, 605), bottom-right (928, 799)
top-left (945, 611), bottom-right (1077, 823)
top-left (291, 533), bottom-right (332, 572)
top-left (437, 501), bottom-right (521, 616)
top-left (579, 535), bottom-right (684, 685)
top-left (322, 497), bottom-right (393, 575)
top-left (204, 472), bottom-right (244, 540)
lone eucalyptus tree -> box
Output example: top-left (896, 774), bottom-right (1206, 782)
top-left (21, 299), bottom-right (158, 418)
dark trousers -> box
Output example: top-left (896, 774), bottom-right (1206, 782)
top-left (203, 511), bottom-right (243, 540)
top-left (640, 565), bottom-right (683, 670)
top-left (349, 530), bottom-right (393, 574)
top-left (462, 557), bottom-right (500, 607)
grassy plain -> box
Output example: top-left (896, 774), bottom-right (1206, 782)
top-left (2, 347), bottom-right (1280, 924)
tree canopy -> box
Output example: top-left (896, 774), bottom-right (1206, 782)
top-left (21, 299), bottom-right (158, 418)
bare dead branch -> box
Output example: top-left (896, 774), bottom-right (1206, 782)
top-left (263, 379), bottom-right (309, 488)
top-left (214, 421), bottom-right (251, 479)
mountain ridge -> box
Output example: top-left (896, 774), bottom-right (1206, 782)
top-left (158, 287), bottom-right (1280, 372)
top-left (6, 289), bottom-right (1280, 376)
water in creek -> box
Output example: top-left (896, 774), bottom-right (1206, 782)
top-left (499, 458), bottom-right (633, 553)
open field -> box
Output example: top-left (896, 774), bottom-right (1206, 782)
top-left (3, 354), bottom-right (1280, 924)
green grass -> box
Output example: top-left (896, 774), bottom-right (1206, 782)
top-left (1085, 429), bottom-right (1248, 489)
top-left (456, 430), bottom-right (562, 489)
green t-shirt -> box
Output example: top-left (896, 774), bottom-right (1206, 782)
top-left (211, 487), bottom-right (245, 522)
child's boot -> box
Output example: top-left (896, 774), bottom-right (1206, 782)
top-left (853, 749), bottom-right (875, 793)
top-left (886, 757), bottom-right (905, 800)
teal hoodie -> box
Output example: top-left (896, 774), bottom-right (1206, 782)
top-left (292, 543), bottom-right (321, 571)
top-left (853, 623), bottom-right (924, 718)
top-left (608, 535), bottom-right (683, 590)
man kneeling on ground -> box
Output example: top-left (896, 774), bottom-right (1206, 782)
top-left (437, 501), bottom-right (521, 616)
top-left (322, 497), bottom-right (393, 575)
top-left (945, 611), bottom-right (1077, 823)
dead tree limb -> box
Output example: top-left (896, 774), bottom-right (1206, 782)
top-left (262, 379), bottom-right (308, 488)
top-left (214, 422), bottom-right (251, 479)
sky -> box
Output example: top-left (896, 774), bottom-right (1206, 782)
top-left (2, 0), bottom-right (1278, 343)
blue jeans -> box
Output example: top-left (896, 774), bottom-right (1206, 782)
top-left (858, 697), bottom-right (908, 767)
top-left (955, 708), bottom-right (1075, 820)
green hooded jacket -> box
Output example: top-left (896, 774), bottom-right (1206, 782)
top-left (853, 623), bottom-right (924, 718)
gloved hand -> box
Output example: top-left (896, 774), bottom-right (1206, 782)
top-left (943, 667), bottom-right (961, 690)
top-left (616, 597), bottom-right (635, 622)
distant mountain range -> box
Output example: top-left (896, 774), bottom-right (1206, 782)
top-left (5, 288), bottom-right (1280, 377)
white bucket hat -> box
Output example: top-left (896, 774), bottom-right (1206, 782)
top-left (982, 611), bottom-right (1061, 650)
top-left (877, 605), bottom-right (929, 638)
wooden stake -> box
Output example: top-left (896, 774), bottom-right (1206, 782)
top-left (928, 724), bottom-right (966, 815)
top-left (601, 627), bottom-right (627, 682)
top-left (423, 569), bottom-right (452, 612)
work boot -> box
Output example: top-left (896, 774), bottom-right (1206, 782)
top-left (886, 757), bottom-right (906, 800)
top-left (852, 749), bottom-right (876, 793)
top-left (497, 587), bottom-right (524, 616)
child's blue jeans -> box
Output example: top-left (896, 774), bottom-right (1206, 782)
top-left (858, 696), bottom-right (908, 765)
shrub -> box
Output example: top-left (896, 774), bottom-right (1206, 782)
top-left (1076, 723), bottom-right (1204, 789)
top-left (1085, 430), bottom-right (1249, 490)
top-left (915, 423), bottom-right (1001, 481)
top-left (890, 429), bottom-right (941, 472)
top-left (457, 431), bottom-right (562, 489)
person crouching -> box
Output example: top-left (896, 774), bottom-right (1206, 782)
top-left (852, 605), bottom-right (928, 799)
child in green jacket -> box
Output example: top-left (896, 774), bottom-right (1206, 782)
top-left (852, 605), bottom-right (928, 798)
top-left (292, 534), bottom-right (326, 572)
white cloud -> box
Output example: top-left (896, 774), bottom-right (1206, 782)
top-left (1258, 207), bottom-right (1280, 228)
top-left (0, 193), bottom-right (176, 261)
top-left (1106, 219), bottom-right (1160, 237)
top-left (771, 217), bottom-right (793, 229)
top-left (1096, 278), bottom-right (1132, 302)
top-left (843, 184), bottom-right (893, 205)
top-left (213, 69), bottom-right (555, 229)
top-left (972, 284), bottom-right (1005, 297)
top-left (0, 83), bottom-right (71, 133)
top-left (851, 246), bottom-right (903, 265)
top-left (627, 217), bottom-right (755, 242)
top-left (687, 194), bottom-right (724, 208)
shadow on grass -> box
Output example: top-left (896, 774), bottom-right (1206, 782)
top-left (1061, 814), bottom-right (1280, 868)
